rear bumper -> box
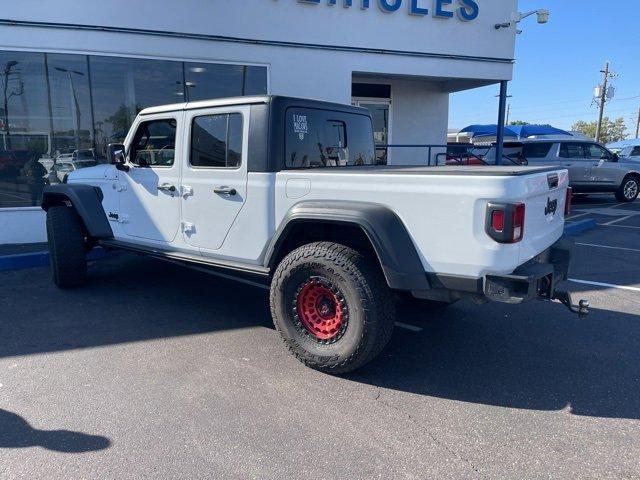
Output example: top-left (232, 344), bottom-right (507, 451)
top-left (484, 236), bottom-right (572, 304)
top-left (421, 236), bottom-right (576, 306)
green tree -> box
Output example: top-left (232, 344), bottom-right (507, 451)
top-left (571, 117), bottom-right (628, 144)
top-left (508, 120), bottom-right (530, 126)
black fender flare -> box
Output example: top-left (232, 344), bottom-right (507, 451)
top-left (41, 184), bottom-right (113, 239)
top-left (264, 201), bottom-right (428, 291)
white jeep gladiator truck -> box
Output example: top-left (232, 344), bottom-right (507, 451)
top-left (42, 96), bottom-right (587, 373)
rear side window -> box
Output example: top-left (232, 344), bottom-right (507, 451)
top-left (522, 142), bottom-right (553, 158)
top-left (559, 142), bottom-right (586, 159)
top-left (285, 108), bottom-right (375, 168)
top-left (190, 113), bottom-right (243, 168)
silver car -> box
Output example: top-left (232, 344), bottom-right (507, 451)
top-left (523, 139), bottom-right (640, 202)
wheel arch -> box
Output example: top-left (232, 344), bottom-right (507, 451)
top-left (41, 184), bottom-right (113, 239)
top-left (264, 201), bottom-right (429, 291)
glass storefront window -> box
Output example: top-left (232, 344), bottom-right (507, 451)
top-left (0, 49), bottom-right (267, 208)
top-left (0, 51), bottom-right (49, 207)
top-left (184, 63), bottom-right (245, 101)
top-left (89, 56), bottom-right (184, 161)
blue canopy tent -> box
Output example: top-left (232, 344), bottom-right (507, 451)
top-left (508, 124), bottom-right (573, 138)
top-left (459, 124), bottom-right (519, 138)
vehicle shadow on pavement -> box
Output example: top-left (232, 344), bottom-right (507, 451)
top-left (0, 253), bottom-right (272, 359)
top-left (348, 296), bottom-right (640, 420)
top-left (0, 409), bottom-right (111, 453)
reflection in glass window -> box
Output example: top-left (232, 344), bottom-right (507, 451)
top-left (89, 56), bottom-right (183, 162)
top-left (0, 51), bottom-right (49, 207)
top-left (191, 113), bottom-right (243, 168)
top-left (0, 49), bottom-right (267, 208)
top-left (184, 63), bottom-right (245, 101)
top-left (244, 66), bottom-right (268, 96)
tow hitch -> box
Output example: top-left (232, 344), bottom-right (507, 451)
top-left (553, 287), bottom-right (589, 317)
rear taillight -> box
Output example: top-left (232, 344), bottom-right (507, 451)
top-left (565, 187), bottom-right (572, 216)
top-left (513, 203), bottom-right (525, 242)
top-left (486, 203), bottom-right (526, 244)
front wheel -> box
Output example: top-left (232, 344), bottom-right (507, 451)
top-left (270, 242), bottom-right (396, 374)
top-left (615, 176), bottom-right (639, 202)
top-left (46, 206), bottom-right (87, 289)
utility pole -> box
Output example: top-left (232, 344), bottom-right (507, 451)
top-left (595, 62), bottom-right (615, 142)
top-left (635, 106), bottom-right (640, 139)
top-left (505, 104), bottom-right (511, 126)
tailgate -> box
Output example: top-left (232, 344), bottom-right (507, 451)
top-left (519, 169), bottom-right (569, 263)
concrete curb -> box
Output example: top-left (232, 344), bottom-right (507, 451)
top-left (0, 247), bottom-right (110, 272)
top-left (564, 219), bottom-right (597, 236)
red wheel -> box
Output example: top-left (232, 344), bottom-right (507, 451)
top-left (295, 277), bottom-right (347, 343)
top-left (270, 242), bottom-right (396, 374)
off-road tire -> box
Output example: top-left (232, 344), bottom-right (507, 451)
top-left (46, 206), bottom-right (87, 289)
top-left (615, 175), bottom-right (639, 202)
top-left (270, 242), bottom-right (396, 374)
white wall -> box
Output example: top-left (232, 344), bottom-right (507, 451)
top-left (4, 0), bottom-right (519, 62)
top-left (390, 78), bottom-right (449, 165)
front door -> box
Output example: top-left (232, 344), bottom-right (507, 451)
top-left (180, 106), bottom-right (249, 252)
top-left (119, 114), bottom-right (182, 243)
top-left (584, 143), bottom-right (620, 187)
top-left (352, 98), bottom-right (391, 164)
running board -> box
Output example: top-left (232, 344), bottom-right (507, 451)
top-left (99, 240), bottom-right (270, 277)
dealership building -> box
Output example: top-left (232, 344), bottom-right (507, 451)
top-left (0, 0), bottom-right (517, 245)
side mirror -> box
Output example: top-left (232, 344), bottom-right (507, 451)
top-left (107, 143), bottom-right (129, 172)
top-left (612, 153), bottom-right (619, 162)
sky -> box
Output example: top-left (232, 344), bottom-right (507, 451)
top-left (448, 0), bottom-right (640, 135)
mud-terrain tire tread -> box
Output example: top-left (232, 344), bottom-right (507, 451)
top-left (46, 206), bottom-right (87, 289)
top-left (270, 241), bottom-right (395, 374)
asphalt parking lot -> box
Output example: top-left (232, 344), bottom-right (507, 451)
top-left (1, 195), bottom-right (639, 480)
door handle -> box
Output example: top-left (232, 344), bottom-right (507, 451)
top-left (157, 183), bottom-right (176, 192)
top-left (214, 186), bottom-right (237, 196)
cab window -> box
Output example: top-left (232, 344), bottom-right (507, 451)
top-left (130, 119), bottom-right (177, 167)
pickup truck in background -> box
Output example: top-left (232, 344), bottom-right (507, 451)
top-left (41, 96), bottom-right (587, 374)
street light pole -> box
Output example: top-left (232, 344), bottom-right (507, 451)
top-left (595, 62), bottom-right (612, 143)
top-left (496, 81), bottom-right (509, 166)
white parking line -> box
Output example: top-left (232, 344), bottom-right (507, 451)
top-left (569, 278), bottom-right (640, 293)
top-left (576, 242), bottom-right (640, 253)
top-left (395, 322), bottom-right (423, 332)
top-left (600, 215), bottom-right (633, 226)
top-left (565, 212), bottom-right (589, 221)
top-left (599, 223), bottom-right (640, 230)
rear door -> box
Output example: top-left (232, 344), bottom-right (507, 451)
top-left (558, 142), bottom-right (591, 186)
top-left (180, 106), bottom-right (249, 252)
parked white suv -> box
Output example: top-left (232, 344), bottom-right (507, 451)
top-left (522, 138), bottom-right (640, 202)
top-left (42, 96), bottom-right (587, 373)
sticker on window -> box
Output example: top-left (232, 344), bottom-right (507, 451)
top-left (293, 114), bottom-right (308, 140)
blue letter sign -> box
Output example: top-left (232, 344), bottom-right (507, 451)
top-left (297, 0), bottom-right (479, 20)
